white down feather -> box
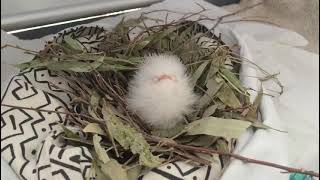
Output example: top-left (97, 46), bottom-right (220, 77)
top-left (127, 54), bottom-right (197, 129)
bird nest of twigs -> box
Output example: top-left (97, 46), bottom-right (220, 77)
top-left (9, 12), bottom-right (294, 180)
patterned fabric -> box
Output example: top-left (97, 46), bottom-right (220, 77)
top-left (1, 26), bottom-right (221, 180)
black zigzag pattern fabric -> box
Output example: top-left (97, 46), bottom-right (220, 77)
top-left (1, 26), bottom-right (219, 180)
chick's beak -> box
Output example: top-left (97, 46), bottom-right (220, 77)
top-left (152, 74), bottom-right (176, 83)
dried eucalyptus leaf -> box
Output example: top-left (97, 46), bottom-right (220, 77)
top-left (100, 160), bottom-right (129, 180)
top-left (61, 125), bottom-right (79, 139)
top-left (102, 102), bottom-right (163, 167)
top-left (222, 112), bottom-right (246, 120)
top-left (134, 37), bottom-right (152, 50)
top-left (88, 91), bottom-right (101, 120)
top-left (134, 26), bottom-right (178, 51)
top-left (96, 64), bottom-right (137, 71)
top-left (216, 139), bottom-right (230, 165)
top-left (103, 56), bottom-right (139, 65)
top-left (245, 91), bottom-right (263, 121)
top-left (64, 36), bottom-right (86, 51)
top-left (198, 79), bottom-right (223, 108)
top-left (83, 123), bottom-right (106, 136)
top-left (90, 91), bottom-right (101, 109)
top-left (216, 83), bottom-right (242, 109)
top-left (202, 104), bottom-right (219, 117)
top-left (216, 139), bottom-right (229, 153)
top-left (186, 117), bottom-right (251, 138)
top-left (15, 58), bottom-right (50, 70)
top-left (96, 164), bottom-right (112, 180)
top-left (93, 135), bottom-right (110, 163)
top-left (151, 122), bottom-right (185, 138)
top-left (187, 135), bottom-right (218, 147)
top-left (88, 106), bottom-right (101, 120)
top-left (252, 121), bottom-right (287, 133)
top-left (205, 61), bottom-right (219, 83)
top-left (46, 58), bottom-right (103, 72)
top-left (153, 26), bottom-right (181, 42)
top-left (175, 135), bottom-right (198, 144)
top-left (219, 68), bottom-right (247, 95)
top-left (127, 166), bottom-right (142, 180)
top-left (191, 61), bottom-right (209, 87)
top-left (63, 136), bottom-right (95, 146)
top-left (86, 163), bottom-right (96, 180)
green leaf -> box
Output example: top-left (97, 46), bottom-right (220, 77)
top-left (185, 117), bottom-right (251, 138)
top-left (93, 135), bottom-right (110, 163)
top-left (190, 61), bottom-right (209, 88)
top-left (100, 159), bottom-right (129, 180)
top-left (219, 68), bottom-right (248, 95)
top-left (202, 104), bottom-right (219, 117)
top-left (216, 83), bottom-right (242, 109)
top-left (83, 123), bottom-right (106, 136)
top-left (102, 102), bottom-right (163, 167)
top-left (64, 36), bottom-right (85, 51)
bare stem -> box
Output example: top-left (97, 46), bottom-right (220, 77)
top-left (147, 137), bottom-right (319, 177)
top-left (1, 44), bottom-right (39, 54)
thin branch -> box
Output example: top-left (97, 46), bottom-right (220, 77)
top-left (1, 44), bottom-right (39, 54)
top-left (221, 19), bottom-right (281, 27)
top-left (147, 137), bottom-right (319, 177)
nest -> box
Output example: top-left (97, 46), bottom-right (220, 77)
top-left (15, 14), bottom-right (282, 179)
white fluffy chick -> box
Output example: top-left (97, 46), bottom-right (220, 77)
top-left (127, 54), bottom-right (197, 129)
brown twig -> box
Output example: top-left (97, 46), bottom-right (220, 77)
top-left (147, 137), bottom-right (319, 177)
top-left (221, 19), bottom-right (281, 27)
top-left (1, 44), bottom-right (39, 54)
